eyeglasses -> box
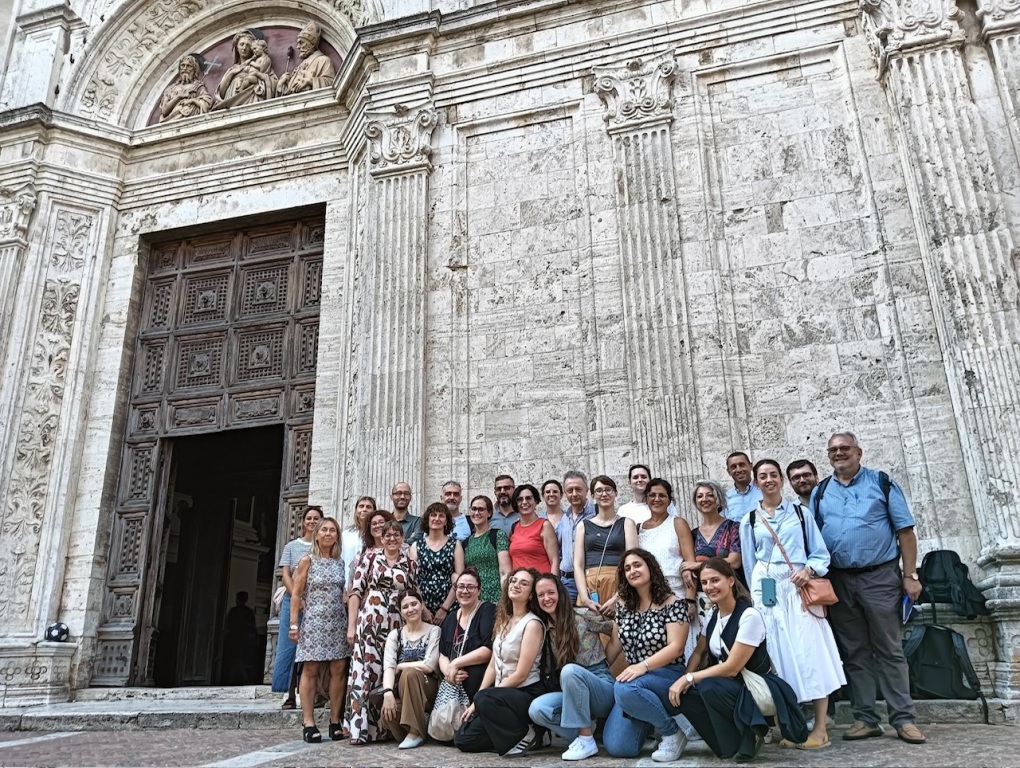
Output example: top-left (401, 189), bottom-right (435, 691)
top-left (382, 532), bottom-right (403, 540)
top-left (517, 496), bottom-right (535, 503)
top-left (789, 473), bottom-right (816, 482)
top-left (456, 584), bottom-right (478, 592)
top-left (469, 506), bottom-right (489, 513)
top-left (646, 492), bottom-right (670, 500)
top-left (827, 446), bottom-right (854, 455)
top-left (593, 487), bottom-right (615, 495)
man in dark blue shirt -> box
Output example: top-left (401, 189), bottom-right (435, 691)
top-left (813, 432), bottom-right (925, 745)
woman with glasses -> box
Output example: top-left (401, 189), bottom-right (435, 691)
top-left (454, 567), bottom-right (549, 757)
top-left (464, 495), bottom-right (511, 604)
top-left (438, 567), bottom-right (496, 706)
top-left (410, 502), bottom-right (464, 625)
top-left (345, 520), bottom-right (418, 744)
top-left (574, 475), bottom-right (637, 615)
top-left (274, 505), bottom-right (322, 709)
top-left (288, 517), bottom-right (351, 743)
top-left (508, 484), bottom-right (560, 575)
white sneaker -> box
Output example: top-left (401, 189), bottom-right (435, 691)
top-left (398, 734), bottom-right (424, 749)
top-left (503, 725), bottom-right (536, 756)
top-left (651, 731), bottom-right (688, 762)
top-left (562, 736), bottom-right (599, 761)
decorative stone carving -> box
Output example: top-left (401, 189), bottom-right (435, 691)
top-left (365, 105), bottom-right (438, 175)
top-left (0, 209), bottom-right (91, 628)
top-left (158, 54), bottom-right (213, 122)
top-left (214, 30), bottom-right (277, 110)
top-left (594, 53), bottom-right (679, 129)
top-left (277, 22), bottom-right (337, 96)
top-left (978, 0), bottom-right (1020, 33)
top-left (0, 186), bottom-right (37, 245)
top-left (859, 0), bottom-right (964, 73)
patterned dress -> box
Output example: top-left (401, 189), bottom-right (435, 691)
top-left (463, 529), bottom-right (509, 604)
top-left (417, 536), bottom-right (457, 615)
top-left (693, 519), bottom-right (742, 628)
top-left (345, 548), bottom-right (417, 743)
top-left (295, 556), bottom-right (351, 662)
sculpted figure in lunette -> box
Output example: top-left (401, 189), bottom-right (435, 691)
top-left (215, 29), bottom-right (277, 109)
top-left (276, 21), bottom-right (336, 96)
top-left (159, 53), bottom-right (213, 122)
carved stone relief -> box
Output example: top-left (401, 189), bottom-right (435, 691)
top-left (0, 186), bottom-right (38, 245)
top-left (593, 53), bottom-right (679, 130)
top-left (276, 22), bottom-right (337, 97)
top-left (157, 54), bottom-right (212, 122)
top-left (859, 0), bottom-right (964, 72)
top-left (979, 0), bottom-right (1020, 33)
top-left (0, 210), bottom-right (93, 628)
top-left (365, 105), bottom-right (438, 175)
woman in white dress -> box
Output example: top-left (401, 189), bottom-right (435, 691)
top-left (739, 459), bottom-right (845, 749)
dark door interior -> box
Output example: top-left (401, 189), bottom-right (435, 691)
top-left (152, 425), bottom-right (283, 686)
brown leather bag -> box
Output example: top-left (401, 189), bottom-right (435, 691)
top-left (756, 513), bottom-right (838, 615)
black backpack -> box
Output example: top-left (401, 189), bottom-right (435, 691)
top-left (918, 550), bottom-right (990, 620)
top-left (902, 623), bottom-right (989, 723)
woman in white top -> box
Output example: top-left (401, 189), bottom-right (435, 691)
top-left (739, 459), bottom-right (845, 749)
top-left (341, 496), bottom-right (377, 587)
top-left (454, 566), bottom-right (548, 757)
top-left (669, 557), bottom-right (808, 762)
top-left (379, 589), bottom-right (441, 749)
top-left (273, 505), bottom-right (322, 707)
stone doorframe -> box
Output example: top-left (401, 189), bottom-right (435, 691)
top-left (92, 214), bottom-right (324, 686)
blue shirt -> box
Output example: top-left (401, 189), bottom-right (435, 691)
top-left (451, 513), bottom-right (472, 543)
top-left (740, 499), bottom-right (831, 577)
top-left (812, 466), bottom-right (915, 569)
top-left (489, 508), bottom-right (520, 535)
top-left (555, 501), bottom-right (596, 575)
top-left (725, 483), bottom-right (763, 522)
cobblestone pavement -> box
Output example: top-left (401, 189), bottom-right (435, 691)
top-left (0, 725), bottom-right (1017, 767)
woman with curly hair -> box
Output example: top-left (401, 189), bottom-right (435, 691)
top-left (608, 548), bottom-right (691, 762)
top-left (454, 567), bottom-right (548, 756)
top-left (528, 574), bottom-right (622, 760)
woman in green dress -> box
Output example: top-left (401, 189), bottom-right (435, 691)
top-left (463, 495), bottom-right (511, 604)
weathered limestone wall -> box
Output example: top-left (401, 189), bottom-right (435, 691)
top-left (0, 0), bottom-right (1016, 703)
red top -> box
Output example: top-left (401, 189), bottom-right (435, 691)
top-left (508, 518), bottom-right (552, 572)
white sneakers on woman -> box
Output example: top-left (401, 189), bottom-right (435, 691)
top-left (651, 730), bottom-right (688, 762)
top-left (398, 734), bottom-right (423, 749)
top-left (562, 735), bottom-right (599, 760)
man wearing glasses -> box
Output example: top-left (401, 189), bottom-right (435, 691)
top-left (785, 459), bottom-right (819, 506)
top-left (490, 475), bottom-right (519, 535)
top-left (391, 482), bottom-right (420, 542)
top-left (813, 431), bottom-right (926, 746)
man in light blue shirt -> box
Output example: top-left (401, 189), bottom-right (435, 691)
top-left (724, 451), bottom-right (763, 522)
top-left (441, 480), bottom-right (472, 542)
top-left (557, 470), bottom-right (596, 601)
top-left (813, 431), bottom-right (925, 746)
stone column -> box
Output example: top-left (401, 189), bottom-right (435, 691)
top-left (980, 0), bottom-right (1020, 156)
top-left (861, 0), bottom-right (1020, 695)
top-left (0, 185), bottom-right (37, 372)
top-left (593, 54), bottom-right (703, 492)
top-left (345, 104), bottom-right (437, 503)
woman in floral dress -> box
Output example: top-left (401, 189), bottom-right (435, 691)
top-left (345, 520), bottom-right (418, 744)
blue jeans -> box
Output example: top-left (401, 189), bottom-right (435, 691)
top-left (529, 661), bottom-right (615, 741)
top-left (271, 593), bottom-right (297, 692)
top-left (562, 576), bottom-right (578, 603)
top-left (613, 663), bottom-right (685, 737)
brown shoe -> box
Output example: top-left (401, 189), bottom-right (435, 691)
top-left (897, 723), bottom-right (926, 744)
top-left (843, 721), bottom-right (883, 740)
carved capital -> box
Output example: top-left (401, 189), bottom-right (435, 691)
top-left (859, 0), bottom-right (964, 74)
top-left (0, 185), bottom-right (38, 246)
top-left (365, 105), bottom-right (438, 176)
top-left (977, 0), bottom-right (1020, 35)
top-left (594, 53), bottom-right (678, 130)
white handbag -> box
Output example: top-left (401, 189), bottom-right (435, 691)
top-left (721, 638), bottom-right (776, 716)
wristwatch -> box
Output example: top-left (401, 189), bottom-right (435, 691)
top-left (686, 673), bottom-right (695, 684)
top-left (907, 572), bottom-right (919, 581)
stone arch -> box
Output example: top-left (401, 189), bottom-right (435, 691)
top-left (62, 0), bottom-right (377, 127)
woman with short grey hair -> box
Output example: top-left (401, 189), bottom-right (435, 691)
top-left (681, 480), bottom-right (743, 628)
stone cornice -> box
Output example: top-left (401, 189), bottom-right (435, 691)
top-left (977, 0), bottom-right (1020, 36)
top-left (859, 0), bottom-right (964, 75)
top-left (16, 3), bottom-right (85, 34)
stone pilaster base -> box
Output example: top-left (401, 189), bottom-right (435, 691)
top-left (978, 556), bottom-right (1020, 698)
top-left (0, 642), bottom-right (76, 707)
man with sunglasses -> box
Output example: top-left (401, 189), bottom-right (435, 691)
top-left (813, 431), bottom-right (925, 746)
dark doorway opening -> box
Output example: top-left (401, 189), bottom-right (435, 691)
top-left (152, 426), bottom-right (283, 687)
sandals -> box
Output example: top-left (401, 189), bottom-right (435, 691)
top-left (798, 735), bottom-right (831, 750)
top-left (302, 725), bottom-right (321, 743)
top-left (329, 722), bottom-right (343, 741)
top-left (281, 698), bottom-right (296, 711)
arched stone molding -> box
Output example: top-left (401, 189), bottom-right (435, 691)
top-left (60, 0), bottom-right (377, 128)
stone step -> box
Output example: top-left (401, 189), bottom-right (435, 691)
top-left (72, 685), bottom-right (278, 702)
top-left (0, 697), bottom-right (1011, 731)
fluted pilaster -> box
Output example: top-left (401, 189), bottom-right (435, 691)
top-left (978, 0), bottom-right (1020, 158)
top-left (594, 54), bottom-right (703, 494)
top-left (864, 0), bottom-right (1020, 694)
top-left (348, 105), bottom-right (436, 503)
top-left (0, 185), bottom-right (37, 379)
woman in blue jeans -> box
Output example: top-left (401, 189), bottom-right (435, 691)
top-left (609, 548), bottom-right (691, 762)
top-left (528, 574), bottom-right (622, 760)
top-left (273, 505), bottom-right (322, 707)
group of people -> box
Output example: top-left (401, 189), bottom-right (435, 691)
top-left (271, 430), bottom-right (927, 760)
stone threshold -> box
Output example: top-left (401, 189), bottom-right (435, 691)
top-left (0, 693), bottom-right (1011, 731)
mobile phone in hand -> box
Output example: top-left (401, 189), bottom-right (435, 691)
top-left (590, 591), bottom-right (599, 604)
top-left (761, 577), bottom-right (777, 606)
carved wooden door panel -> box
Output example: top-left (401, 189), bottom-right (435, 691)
top-left (93, 216), bottom-right (323, 686)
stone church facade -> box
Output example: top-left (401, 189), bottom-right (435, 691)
top-left (0, 0), bottom-right (1019, 706)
